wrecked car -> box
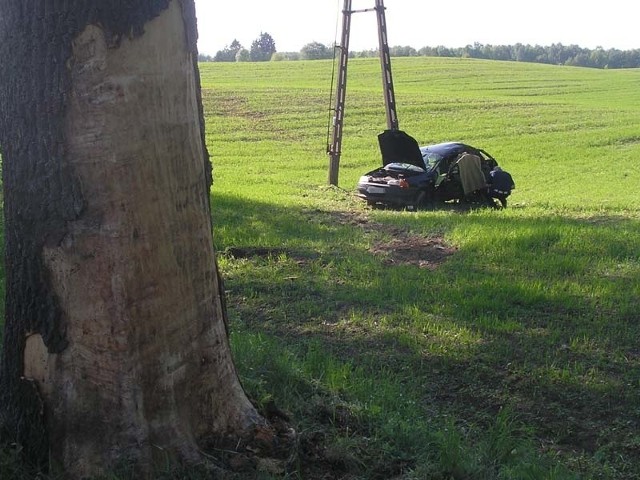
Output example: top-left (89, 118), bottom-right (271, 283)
top-left (356, 130), bottom-right (514, 209)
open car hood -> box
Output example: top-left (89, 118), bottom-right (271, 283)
top-left (378, 130), bottom-right (424, 169)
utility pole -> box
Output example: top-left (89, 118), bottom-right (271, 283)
top-left (375, 0), bottom-right (399, 131)
top-left (326, 0), bottom-right (398, 186)
top-left (327, 0), bottom-right (352, 187)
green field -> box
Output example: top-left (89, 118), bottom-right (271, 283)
top-left (1, 57), bottom-right (639, 479)
top-left (201, 57), bottom-right (640, 479)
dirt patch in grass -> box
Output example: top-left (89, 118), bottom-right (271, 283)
top-left (370, 235), bottom-right (456, 269)
top-left (322, 208), bottom-right (458, 269)
top-left (226, 209), bottom-right (457, 271)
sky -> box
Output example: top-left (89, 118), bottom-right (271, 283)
top-left (193, 0), bottom-right (640, 56)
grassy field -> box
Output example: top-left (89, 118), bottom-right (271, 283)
top-left (200, 57), bottom-right (640, 479)
top-left (1, 57), bottom-right (639, 479)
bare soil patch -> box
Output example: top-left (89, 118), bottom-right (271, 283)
top-left (226, 209), bottom-right (457, 270)
top-left (369, 235), bottom-right (456, 269)
top-left (323, 208), bottom-right (457, 269)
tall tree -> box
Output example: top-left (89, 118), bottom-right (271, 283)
top-left (0, 0), bottom-right (274, 477)
top-left (250, 32), bottom-right (277, 61)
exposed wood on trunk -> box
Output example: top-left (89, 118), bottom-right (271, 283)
top-left (0, 1), bottom-right (268, 477)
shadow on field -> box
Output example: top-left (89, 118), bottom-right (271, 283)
top-left (212, 192), bottom-right (640, 478)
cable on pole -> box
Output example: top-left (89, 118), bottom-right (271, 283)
top-left (325, 0), bottom-right (342, 154)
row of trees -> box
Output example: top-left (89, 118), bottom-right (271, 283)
top-left (202, 36), bottom-right (335, 62)
top-left (201, 39), bottom-right (640, 69)
top-left (202, 32), bottom-right (277, 62)
top-left (374, 42), bottom-right (640, 69)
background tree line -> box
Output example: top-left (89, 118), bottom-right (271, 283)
top-left (201, 32), bottom-right (277, 62)
top-left (201, 38), bottom-right (640, 69)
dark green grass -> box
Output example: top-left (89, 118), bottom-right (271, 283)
top-left (214, 190), bottom-right (639, 478)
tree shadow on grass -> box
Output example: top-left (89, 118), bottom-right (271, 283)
top-left (212, 192), bottom-right (640, 479)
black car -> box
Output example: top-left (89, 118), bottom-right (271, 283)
top-left (356, 130), bottom-right (512, 209)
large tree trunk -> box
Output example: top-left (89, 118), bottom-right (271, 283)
top-left (0, 1), bottom-right (265, 477)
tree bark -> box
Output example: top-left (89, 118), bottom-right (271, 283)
top-left (0, 1), bottom-right (265, 477)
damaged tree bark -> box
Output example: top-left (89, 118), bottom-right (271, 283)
top-left (0, 1), bottom-right (274, 477)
